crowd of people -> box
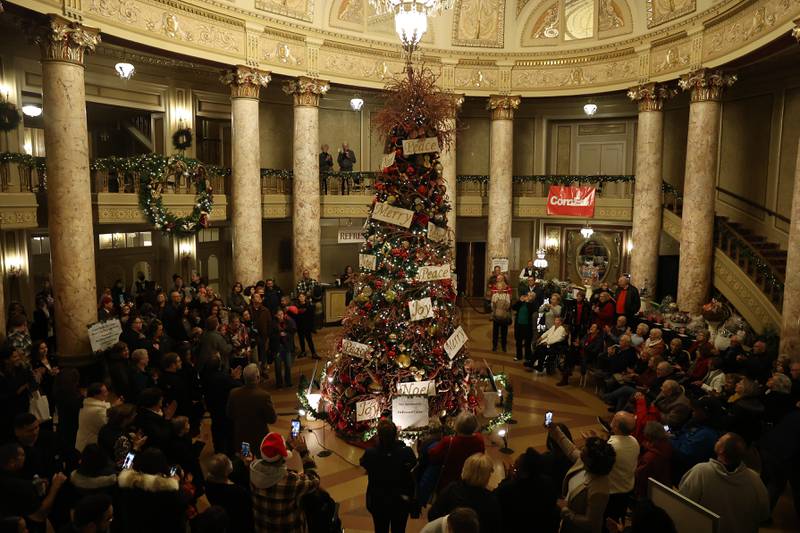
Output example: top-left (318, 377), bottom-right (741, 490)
top-left (0, 262), bottom-right (797, 533)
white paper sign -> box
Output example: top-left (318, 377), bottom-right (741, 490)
top-left (359, 253), bottom-right (377, 271)
top-left (408, 297), bottom-right (434, 321)
top-left (402, 137), bottom-right (440, 155)
top-left (392, 396), bottom-right (430, 428)
top-left (427, 222), bottom-right (447, 243)
top-left (444, 326), bottom-right (468, 359)
top-left (342, 339), bottom-right (373, 358)
top-left (356, 398), bottom-right (381, 422)
top-left (491, 257), bottom-right (509, 272)
top-left (483, 393), bottom-right (499, 417)
top-left (416, 264), bottom-right (451, 282)
top-left (397, 380), bottom-right (436, 396)
top-left (381, 152), bottom-right (396, 169)
top-left (88, 319), bottom-right (123, 353)
top-left (338, 227), bottom-right (364, 244)
top-left (372, 202), bottom-right (414, 228)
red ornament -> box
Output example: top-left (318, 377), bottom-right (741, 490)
top-left (417, 185), bottom-right (428, 194)
top-left (374, 280), bottom-right (384, 289)
top-left (406, 166), bottom-right (416, 175)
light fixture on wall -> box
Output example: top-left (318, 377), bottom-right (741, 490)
top-left (533, 248), bottom-right (548, 269)
top-left (349, 95), bottom-right (364, 111)
top-left (626, 240), bottom-right (634, 253)
top-left (178, 241), bottom-right (194, 262)
top-left (114, 62), bottom-right (135, 80)
top-left (580, 223), bottom-right (594, 239)
top-left (22, 104), bottom-right (42, 117)
top-left (5, 256), bottom-right (23, 277)
top-left (583, 102), bottom-right (598, 117)
top-left (0, 84), bottom-right (10, 102)
top-left (544, 236), bottom-right (560, 255)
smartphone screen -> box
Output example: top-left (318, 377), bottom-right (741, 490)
top-left (122, 452), bottom-right (135, 470)
top-left (291, 418), bottom-right (301, 439)
top-left (241, 442), bottom-right (251, 457)
top-left (663, 425), bottom-right (670, 433)
top-left (545, 411), bottom-right (553, 427)
top-left (169, 466), bottom-right (178, 477)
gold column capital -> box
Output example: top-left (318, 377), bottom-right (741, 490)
top-left (678, 69), bottom-right (736, 103)
top-left (220, 65), bottom-right (271, 99)
top-left (35, 14), bottom-right (100, 66)
top-left (792, 22), bottom-right (800, 42)
top-left (627, 82), bottom-right (677, 112)
top-left (283, 76), bottom-right (329, 107)
top-left (487, 94), bottom-right (520, 120)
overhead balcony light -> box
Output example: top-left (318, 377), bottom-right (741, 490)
top-left (22, 104), bottom-right (42, 117)
top-left (114, 62), bottom-right (135, 80)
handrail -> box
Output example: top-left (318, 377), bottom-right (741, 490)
top-left (716, 186), bottom-right (790, 224)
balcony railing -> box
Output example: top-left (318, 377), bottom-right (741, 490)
top-left (0, 153), bottom-right (46, 192)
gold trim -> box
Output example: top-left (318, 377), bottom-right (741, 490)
top-left (283, 76), bottom-right (330, 107)
top-left (627, 82), bottom-right (677, 112)
top-left (487, 94), bottom-right (520, 120)
top-left (678, 68), bottom-right (736, 102)
top-left (35, 14), bottom-right (101, 66)
top-left (220, 65), bottom-right (271, 99)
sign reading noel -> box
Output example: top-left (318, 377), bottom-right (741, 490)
top-left (546, 185), bottom-right (596, 217)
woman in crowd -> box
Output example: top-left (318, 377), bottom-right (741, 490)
top-left (30, 296), bottom-right (54, 344)
top-left (0, 348), bottom-right (34, 437)
top-left (547, 424), bottom-right (617, 533)
top-left (269, 308), bottom-right (296, 388)
top-left (634, 421), bottom-right (673, 497)
top-left (360, 419), bottom-right (417, 533)
top-left (30, 340), bottom-right (58, 412)
top-left (540, 292), bottom-right (563, 330)
top-left (428, 453), bottom-right (502, 532)
top-left (291, 292), bottom-right (318, 359)
top-left (53, 367), bottom-right (83, 450)
top-left (341, 265), bottom-right (356, 305)
top-left (494, 447), bottom-right (559, 532)
top-left (97, 403), bottom-right (147, 467)
top-left (204, 453), bottom-right (253, 533)
top-left (490, 274), bottom-right (512, 352)
top-left (428, 413), bottom-right (485, 498)
top-left (229, 282), bottom-right (246, 315)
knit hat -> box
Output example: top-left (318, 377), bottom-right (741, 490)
top-left (260, 432), bottom-right (292, 462)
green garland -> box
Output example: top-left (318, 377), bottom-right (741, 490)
top-left (172, 128), bottom-right (193, 151)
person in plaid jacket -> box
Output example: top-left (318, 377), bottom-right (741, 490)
top-left (250, 432), bottom-right (320, 532)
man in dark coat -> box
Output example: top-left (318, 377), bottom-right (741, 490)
top-left (202, 355), bottom-right (241, 456)
top-left (613, 275), bottom-right (641, 326)
top-left (134, 388), bottom-right (174, 453)
top-left (226, 364), bottom-right (277, 456)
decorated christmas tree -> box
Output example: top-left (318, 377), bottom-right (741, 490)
top-left (304, 68), bottom-right (511, 441)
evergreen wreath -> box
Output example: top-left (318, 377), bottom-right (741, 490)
top-left (172, 127), bottom-right (193, 151)
top-left (0, 101), bottom-right (21, 133)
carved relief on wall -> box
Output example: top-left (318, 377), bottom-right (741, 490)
top-left (702, 0), bottom-right (792, 63)
top-left (647, 0), bottom-right (695, 29)
top-left (452, 0), bottom-right (505, 48)
top-left (329, 0), bottom-right (364, 31)
top-left (512, 57), bottom-right (638, 90)
top-left (254, 0), bottom-right (313, 22)
top-left (317, 48), bottom-right (407, 82)
top-left (650, 42), bottom-right (691, 75)
top-left (453, 68), bottom-right (498, 89)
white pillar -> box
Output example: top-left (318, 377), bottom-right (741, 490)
top-left (487, 95), bottom-right (520, 273)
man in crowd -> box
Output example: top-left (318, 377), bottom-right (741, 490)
top-left (295, 269), bottom-right (320, 300)
top-left (75, 383), bottom-right (111, 452)
top-left (0, 442), bottom-right (67, 528)
top-left (7, 314), bottom-right (32, 359)
top-left (263, 279), bottom-right (283, 315)
top-left (319, 144), bottom-right (333, 193)
top-left (679, 433), bottom-right (770, 533)
top-left (665, 337), bottom-right (691, 371)
top-left (614, 275), bottom-right (641, 325)
top-left (338, 142), bottom-right (358, 194)
top-left (227, 364), bottom-right (277, 457)
top-left (590, 411), bottom-right (639, 526)
top-left (527, 316), bottom-right (567, 373)
top-left (197, 317), bottom-right (232, 374)
top-left (64, 494), bottom-right (114, 533)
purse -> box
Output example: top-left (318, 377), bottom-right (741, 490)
top-left (29, 390), bottom-right (51, 421)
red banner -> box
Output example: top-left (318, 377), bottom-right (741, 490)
top-left (546, 185), bottom-right (596, 217)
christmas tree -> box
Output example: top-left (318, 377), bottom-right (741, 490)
top-left (304, 67), bottom-right (511, 441)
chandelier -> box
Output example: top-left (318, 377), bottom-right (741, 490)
top-left (580, 223), bottom-right (594, 239)
top-left (114, 62), bottom-right (135, 80)
top-left (369, 0), bottom-right (454, 54)
top-left (350, 96), bottom-right (364, 111)
top-left (533, 249), bottom-right (548, 269)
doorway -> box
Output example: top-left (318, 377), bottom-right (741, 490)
top-left (455, 241), bottom-right (486, 297)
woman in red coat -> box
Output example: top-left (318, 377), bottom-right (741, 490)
top-left (635, 421), bottom-right (673, 497)
top-left (591, 291), bottom-right (616, 331)
top-left (427, 412), bottom-right (485, 497)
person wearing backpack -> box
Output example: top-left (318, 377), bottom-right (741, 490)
top-left (359, 419), bottom-right (417, 533)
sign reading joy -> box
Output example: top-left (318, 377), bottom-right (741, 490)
top-left (444, 326), bottom-right (468, 359)
top-left (402, 137), bottom-right (440, 156)
top-left (342, 339), bottom-right (373, 358)
top-left (372, 202), bottom-right (414, 228)
top-left (416, 264), bottom-right (451, 282)
top-left (356, 398), bottom-right (380, 422)
top-left (408, 297), bottom-right (434, 322)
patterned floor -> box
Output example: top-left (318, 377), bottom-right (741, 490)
top-left (266, 307), bottom-right (799, 533)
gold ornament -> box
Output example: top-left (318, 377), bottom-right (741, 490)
top-left (387, 195), bottom-right (397, 204)
top-left (361, 286), bottom-right (373, 297)
top-left (396, 353), bottom-right (411, 368)
top-left (385, 290), bottom-right (397, 302)
top-left (401, 240), bottom-right (411, 249)
top-left (388, 332), bottom-right (398, 342)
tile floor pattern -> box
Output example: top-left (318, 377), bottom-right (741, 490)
top-left (263, 308), bottom-right (799, 533)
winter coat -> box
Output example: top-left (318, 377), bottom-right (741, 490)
top-left (360, 442), bottom-right (416, 512)
top-left (429, 481), bottom-right (503, 533)
top-left (635, 439), bottom-right (672, 497)
top-left (226, 384), bottom-right (277, 454)
top-left (116, 469), bottom-right (185, 533)
top-left (679, 459), bottom-right (770, 533)
top-left (427, 434), bottom-right (485, 495)
top-left (653, 387), bottom-right (692, 429)
top-left (75, 397), bottom-right (111, 452)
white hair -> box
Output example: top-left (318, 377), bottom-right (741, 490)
top-left (243, 363), bottom-right (261, 385)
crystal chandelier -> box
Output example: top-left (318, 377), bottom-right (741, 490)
top-left (583, 102), bottom-right (598, 117)
top-left (369, 0), bottom-right (454, 54)
top-left (533, 249), bottom-right (548, 269)
top-left (350, 96), bottom-right (364, 111)
top-left (580, 223), bottom-right (594, 239)
top-left (114, 62), bottom-right (135, 80)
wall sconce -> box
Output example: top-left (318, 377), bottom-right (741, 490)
top-left (175, 107), bottom-right (191, 125)
top-left (626, 240), bottom-right (634, 253)
top-left (544, 236), bottom-right (559, 255)
top-left (6, 256), bottom-right (23, 277)
top-left (0, 84), bottom-right (10, 102)
top-left (178, 241), bottom-right (194, 261)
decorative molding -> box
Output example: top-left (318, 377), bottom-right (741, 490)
top-left (647, 0), bottom-right (696, 29)
top-left (254, 0), bottom-right (313, 23)
top-left (793, 21), bottom-right (800, 41)
top-left (627, 82), bottom-right (677, 112)
top-left (678, 68), bottom-right (736, 102)
top-left (713, 250), bottom-right (781, 334)
top-left (220, 65), bottom-right (271, 99)
top-left (283, 76), bottom-right (330, 107)
top-left (487, 94), bottom-right (520, 120)
top-left (35, 14), bottom-right (101, 65)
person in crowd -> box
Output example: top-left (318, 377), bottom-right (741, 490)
top-left (604, 316), bottom-right (628, 346)
top-left (415, 419), bottom-right (444, 507)
top-left (204, 453), bottom-right (253, 533)
top-left (686, 342), bottom-right (714, 384)
top-left (120, 316), bottom-right (147, 353)
top-left (595, 411), bottom-right (639, 526)
top-left (665, 338), bottom-right (690, 371)
top-left (97, 296), bottom-right (116, 322)
top-left (68, 444), bottom-right (117, 500)
top-left (62, 493), bottom-right (114, 533)
top-left (493, 447), bottom-right (559, 532)
top-left (613, 275), bottom-right (641, 325)
top-left (639, 328), bottom-right (665, 361)
top-left (670, 396), bottom-right (723, 479)
top-left (736, 340), bottom-right (774, 385)
top-left (7, 314), bottom-right (32, 360)
top-left (14, 412), bottom-right (75, 484)
top-left (679, 433), bottom-right (770, 533)
top-left (226, 364), bottom-right (276, 458)
top-left (250, 433), bottom-right (320, 532)
top-left (337, 142), bottom-right (357, 172)
top-left (490, 274), bottom-right (512, 352)
top-left (759, 407), bottom-right (800, 520)
top-left (53, 367), bottom-right (82, 448)
top-left (116, 448), bottom-right (185, 533)
top-left (429, 453), bottom-right (502, 532)
top-left (341, 266), bottom-right (356, 305)
top-left (319, 144), bottom-right (334, 193)
top-left (295, 270), bottom-right (320, 300)
top-left (540, 292), bottom-right (562, 330)
top-left (567, 290), bottom-right (591, 339)
top-left (547, 424), bottom-right (617, 533)
top-left (75, 383), bottom-right (112, 453)
top-left (202, 355), bottom-right (241, 456)
top-left (290, 293), bottom-right (318, 359)
top-left (161, 290), bottom-right (187, 344)
top-left (512, 291), bottom-right (536, 362)
top-left (97, 404), bottom-right (146, 467)
top-left (129, 349), bottom-right (155, 401)
top-left (652, 379), bottom-right (692, 429)
top-left (690, 356), bottom-right (726, 396)
top-left (269, 309), bottom-right (297, 388)
top-left (519, 260), bottom-right (535, 281)
top-left (762, 372), bottom-right (795, 424)
top-left (248, 292), bottom-right (272, 368)
top-left (428, 413), bottom-right (485, 497)
top-left (158, 352), bottom-right (192, 420)
top-left (591, 291), bottom-right (616, 331)
top-left (561, 322), bottom-right (604, 386)
top-left (31, 297), bottom-right (54, 345)
top-left (634, 421), bottom-right (672, 497)
top-left (528, 316), bottom-right (568, 373)
top-left (30, 340), bottom-right (58, 409)
top-left (360, 419), bottom-right (417, 533)
top-left (630, 323), bottom-right (649, 348)
top-left (197, 317), bottom-right (232, 375)
top-left (0, 348), bottom-right (35, 438)
top-left (421, 507), bottom-right (479, 533)
top-left (228, 282), bottom-right (246, 315)
top-left (134, 388), bottom-right (175, 453)
top-left (263, 279), bottom-right (283, 315)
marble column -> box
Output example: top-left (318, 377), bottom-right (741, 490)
top-left (38, 15), bottom-right (101, 359)
top-left (284, 77), bottom-right (329, 282)
top-left (780, 138), bottom-right (800, 358)
top-left (487, 95), bottom-right (520, 273)
top-left (440, 94), bottom-right (464, 257)
top-left (627, 83), bottom-right (674, 298)
top-left (221, 66), bottom-right (271, 287)
top-left (676, 69), bottom-right (736, 314)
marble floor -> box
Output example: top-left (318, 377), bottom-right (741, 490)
top-left (264, 307), bottom-right (799, 533)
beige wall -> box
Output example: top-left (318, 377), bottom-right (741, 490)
top-left (661, 104), bottom-right (689, 192)
top-left (259, 102), bottom-right (294, 169)
top-left (777, 87), bottom-right (800, 234)
top-left (457, 116), bottom-right (491, 175)
top-left (262, 220), bottom-right (293, 289)
top-left (319, 108), bottom-right (363, 171)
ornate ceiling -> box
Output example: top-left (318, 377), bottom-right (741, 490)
top-left (9, 0), bottom-right (800, 95)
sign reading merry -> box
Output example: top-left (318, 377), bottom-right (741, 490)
top-left (444, 326), bottom-right (468, 359)
top-left (372, 202), bottom-right (413, 228)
